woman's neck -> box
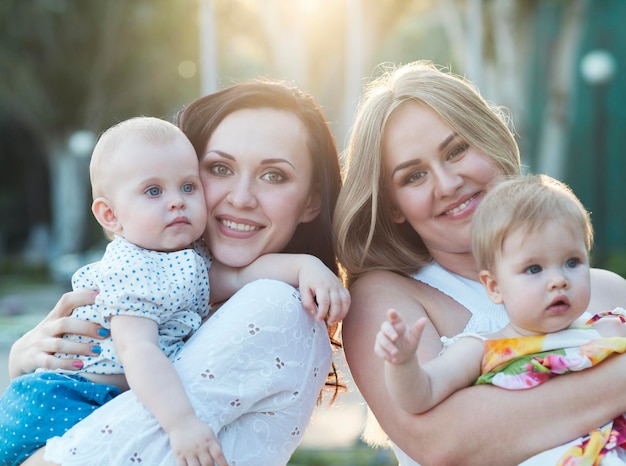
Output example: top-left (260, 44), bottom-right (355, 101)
top-left (430, 250), bottom-right (480, 282)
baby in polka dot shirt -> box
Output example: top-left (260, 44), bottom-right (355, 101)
top-left (0, 117), bottom-right (350, 466)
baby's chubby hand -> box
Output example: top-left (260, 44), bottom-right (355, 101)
top-left (374, 309), bottom-right (427, 365)
top-left (297, 256), bottom-right (350, 325)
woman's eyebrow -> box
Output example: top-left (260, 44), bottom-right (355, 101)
top-left (391, 132), bottom-right (458, 178)
top-left (205, 149), bottom-right (234, 160)
top-left (392, 158), bottom-right (422, 178)
top-left (205, 151), bottom-right (296, 170)
top-left (438, 133), bottom-right (457, 151)
top-left (261, 158), bottom-right (296, 169)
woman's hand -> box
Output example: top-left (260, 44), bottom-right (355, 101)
top-left (8, 289), bottom-right (107, 379)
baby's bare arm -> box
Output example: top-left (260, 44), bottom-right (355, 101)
top-left (110, 316), bottom-right (227, 466)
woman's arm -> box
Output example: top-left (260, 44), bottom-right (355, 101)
top-left (343, 270), bottom-right (626, 466)
top-left (210, 254), bottom-right (350, 324)
top-left (8, 289), bottom-right (106, 378)
top-left (588, 268), bottom-right (626, 312)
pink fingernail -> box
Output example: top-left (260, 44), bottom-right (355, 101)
top-left (73, 361), bottom-right (83, 369)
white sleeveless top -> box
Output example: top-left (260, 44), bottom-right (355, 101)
top-left (413, 262), bottom-right (509, 334)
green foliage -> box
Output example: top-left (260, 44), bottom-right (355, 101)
top-left (289, 442), bottom-right (397, 466)
top-left (0, 260), bottom-right (50, 284)
top-left (604, 250), bottom-right (626, 279)
top-left (0, 0), bottom-right (201, 138)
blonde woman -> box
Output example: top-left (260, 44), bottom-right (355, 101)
top-left (335, 61), bottom-right (626, 465)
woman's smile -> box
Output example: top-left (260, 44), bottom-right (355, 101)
top-left (200, 107), bottom-right (318, 268)
top-left (217, 217), bottom-right (261, 233)
top-left (439, 192), bottom-right (482, 218)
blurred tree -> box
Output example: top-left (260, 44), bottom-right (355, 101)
top-left (207, 0), bottom-right (435, 146)
top-left (0, 0), bottom-right (200, 138)
top-left (0, 0), bottom-right (201, 258)
top-left (437, 0), bottom-right (588, 172)
top-left (3, 0), bottom-right (621, 269)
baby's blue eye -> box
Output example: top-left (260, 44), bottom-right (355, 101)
top-left (566, 258), bottom-right (580, 268)
top-left (525, 264), bottom-right (542, 274)
top-left (146, 186), bottom-right (162, 197)
top-left (182, 183), bottom-right (194, 193)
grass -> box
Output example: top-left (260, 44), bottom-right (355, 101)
top-left (289, 441), bottom-right (397, 465)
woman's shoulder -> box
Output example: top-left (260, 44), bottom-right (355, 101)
top-left (348, 270), bottom-right (432, 317)
top-left (347, 270), bottom-right (461, 323)
top-left (589, 267), bottom-right (626, 313)
top-left (350, 269), bottom-right (435, 298)
top-left (347, 268), bottom-right (471, 338)
top-left (590, 267), bottom-right (626, 285)
top-left (349, 268), bottom-right (472, 309)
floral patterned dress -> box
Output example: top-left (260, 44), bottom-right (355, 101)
top-left (475, 310), bottom-right (626, 465)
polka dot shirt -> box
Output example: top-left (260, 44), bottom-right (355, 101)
top-left (60, 236), bottom-right (211, 374)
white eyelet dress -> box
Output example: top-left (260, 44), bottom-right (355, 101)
top-left (44, 279), bottom-right (332, 466)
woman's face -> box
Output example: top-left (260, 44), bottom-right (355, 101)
top-left (382, 101), bottom-right (502, 261)
top-left (199, 107), bottom-right (320, 268)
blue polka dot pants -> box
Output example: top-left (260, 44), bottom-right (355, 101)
top-left (0, 372), bottom-right (121, 465)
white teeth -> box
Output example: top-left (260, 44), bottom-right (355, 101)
top-left (444, 195), bottom-right (475, 215)
top-left (220, 219), bottom-right (260, 232)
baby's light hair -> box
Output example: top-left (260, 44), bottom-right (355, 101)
top-left (89, 116), bottom-right (188, 239)
top-left (471, 174), bottom-right (593, 273)
top-left (90, 116), bottom-right (186, 199)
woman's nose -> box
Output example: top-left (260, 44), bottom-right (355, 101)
top-left (433, 167), bottom-right (463, 198)
top-left (226, 178), bottom-right (258, 209)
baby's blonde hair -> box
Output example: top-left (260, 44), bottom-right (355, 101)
top-left (90, 116), bottom-right (186, 199)
top-left (471, 174), bottom-right (593, 273)
top-left (90, 116), bottom-right (188, 239)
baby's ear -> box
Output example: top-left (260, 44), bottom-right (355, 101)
top-left (92, 197), bottom-right (122, 234)
top-left (479, 270), bottom-right (504, 304)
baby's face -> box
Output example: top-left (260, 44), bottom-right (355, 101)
top-left (489, 220), bottom-right (591, 336)
top-left (105, 134), bottom-right (207, 252)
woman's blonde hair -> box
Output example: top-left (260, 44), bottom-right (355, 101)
top-left (334, 60), bottom-right (521, 285)
top-left (472, 174), bottom-right (593, 273)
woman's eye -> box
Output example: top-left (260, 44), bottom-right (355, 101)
top-left (210, 164), bottom-right (232, 176)
top-left (405, 171), bottom-right (426, 184)
top-left (447, 142), bottom-right (469, 160)
top-left (525, 264), bottom-right (542, 275)
top-left (145, 186), bottom-right (162, 197)
top-left (182, 183), bottom-right (194, 193)
top-left (261, 171), bottom-right (286, 183)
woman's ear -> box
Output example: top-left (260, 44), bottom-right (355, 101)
top-left (92, 197), bottom-right (122, 234)
top-left (300, 190), bottom-right (322, 224)
top-left (389, 204), bottom-right (406, 224)
top-left (479, 270), bottom-right (504, 304)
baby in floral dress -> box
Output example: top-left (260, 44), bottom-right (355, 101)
top-left (375, 174), bottom-right (626, 464)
